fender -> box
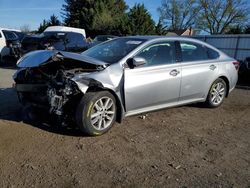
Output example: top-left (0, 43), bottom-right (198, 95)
top-left (72, 76), bottom-right (126, 122)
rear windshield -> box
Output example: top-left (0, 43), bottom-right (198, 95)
top-left (13, 31), bottom-right (25, 40)
top-left (3, 30), bottom-right (18, 40)
top-left (40, 31), bottom-right (67, 41)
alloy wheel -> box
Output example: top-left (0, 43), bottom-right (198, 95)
top-left (90, 97), bottom-right (115, 130)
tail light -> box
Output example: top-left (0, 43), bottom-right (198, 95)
top-left (232, 61), bottom-right (240, 71)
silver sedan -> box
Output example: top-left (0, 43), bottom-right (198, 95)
top-left (14, 36), bottom-right (238, 135)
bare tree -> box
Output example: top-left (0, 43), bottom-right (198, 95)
top-left (158, 0), bottom-right (200, 30)
top-left (20, 24), bottom-right (30, 33)
top-left (198, 0), bottom-right (249, 34)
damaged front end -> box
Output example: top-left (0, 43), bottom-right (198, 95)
top-left (13, 50), bottom-right (109, 119)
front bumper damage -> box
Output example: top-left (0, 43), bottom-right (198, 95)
top-left (13, 50), bottom-right (109, 118)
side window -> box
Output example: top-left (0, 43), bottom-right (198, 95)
top-left (0, 32), bottom-right (2, 38)
top-left (180, 41), bottom-right (209, 62)
top-left (136, 42), bottom-right (175, 67)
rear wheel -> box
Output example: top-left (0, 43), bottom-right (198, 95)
top-left (76, 91), bottom-right (117, 136)
top-left (206, 78), bottom-right (227, 108)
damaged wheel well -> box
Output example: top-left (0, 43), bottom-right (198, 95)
top-left (86, 87), bottom-right (123, 123)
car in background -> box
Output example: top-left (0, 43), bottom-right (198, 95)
top-left (13, 31), bottom-right (27, 41)
top-left (0, 28), bottom-right (22, 62)
top-left (13, 36), bottom-right (238, 136)
top-left (90, 35), bottom-right (117, 47)
top-left (238, 57), bottom-right (250, 85)
top-left (21, 26), bottom-right (89, 55)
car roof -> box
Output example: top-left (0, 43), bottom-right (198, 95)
top-left (122, 35), bottom-right (218, 48)
top-left (0, 28), bottom-right (21, 32)
top-left (123, 35), bottom-right (199, 41)
top-left (119, 35), bottom-right (227, 56)
top-left (44, 26), bottom-right (86, 38)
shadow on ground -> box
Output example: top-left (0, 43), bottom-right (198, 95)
top-left (0, 87), bottom-right (85, 137)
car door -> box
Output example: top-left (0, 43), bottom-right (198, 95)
top-left (178, 40), bottom-right (220, 101)
top-left (124, 41), bottom-right (181, 115)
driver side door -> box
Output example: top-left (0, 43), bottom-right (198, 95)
top-left (124, 41), bottom-right (181, 115)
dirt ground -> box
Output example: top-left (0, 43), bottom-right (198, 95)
top-left (0, 64), bottom-right (249, 188)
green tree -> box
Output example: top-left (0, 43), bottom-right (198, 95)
top-left (37, 14), bottom-right (61, 33)
top-left (49, 14), bottom-right (61, 26)
top-left (155, 19), bottom-right (168, 35)
top-left (244, 25), bottom-right (250, 34)
top-left (62, 0), bottom-right (128, 37)
top-left (198, 0), bottom-right (248, 34)
top-left (226, 25), bottom-right (244, 34)
top-left (158, 0), bottom-right (200, 30)
top-left (127, 4), bottom-right (155, 35)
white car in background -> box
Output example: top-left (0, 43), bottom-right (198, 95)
top-left (0, 28), bottom-right (22, 62)
top-left (44, 26), bottom-right (86, 38)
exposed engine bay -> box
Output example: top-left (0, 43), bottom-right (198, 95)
top-left (13, 50), bottom-right (108, 120)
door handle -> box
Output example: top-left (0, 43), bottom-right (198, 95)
top-left (170, 69), bottom-right (180, 76)
top-left (209, 64), bottom-right (217, 70)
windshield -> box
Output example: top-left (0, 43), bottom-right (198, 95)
top-left (82, 38), bottom-right (146, 64)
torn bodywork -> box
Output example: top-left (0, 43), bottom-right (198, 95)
top-left (13, 50), bottom-right (115, 120)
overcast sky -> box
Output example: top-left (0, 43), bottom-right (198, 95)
top-left (0, 0), bottom-right (161, 30)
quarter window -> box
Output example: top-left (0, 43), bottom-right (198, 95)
top-left (136, 42), bottom-right (175, 67)
top-left (207, 47), bottom-right (220, 59)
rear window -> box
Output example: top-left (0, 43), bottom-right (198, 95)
top-left (13, 31), bottom-right (25, 40)
top-left (42, 32), bottom-right (67, 41)
top-left (66, 33), bottom-right (84, 43)
top-left (2, 30), bottom-right (18, 40)
top-left (180, 41), bottom-right (219, 62)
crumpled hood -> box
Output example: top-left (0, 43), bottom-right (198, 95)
top-left (17, 50), bottom-right (109, 68)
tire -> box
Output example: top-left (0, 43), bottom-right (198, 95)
top-left (206, 78), bottom-right (227, 108)
top-left (76, 91), bottom-right (117, 136)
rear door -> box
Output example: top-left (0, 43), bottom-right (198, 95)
top-left (178, 40), bottom-right (220, 101)
top-left (124, 41), bottom-right (181, 114)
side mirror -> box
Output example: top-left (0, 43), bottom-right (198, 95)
top-left (127, 57), bottom-right (146, 69)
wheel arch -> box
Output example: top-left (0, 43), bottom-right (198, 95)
top-left (218, 76), bottom-right (230, 97)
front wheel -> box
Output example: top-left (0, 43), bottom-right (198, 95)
top-left (76, 91), bottom-right (117, 136)
top-left (206, 78), bottom-right (227, 108)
